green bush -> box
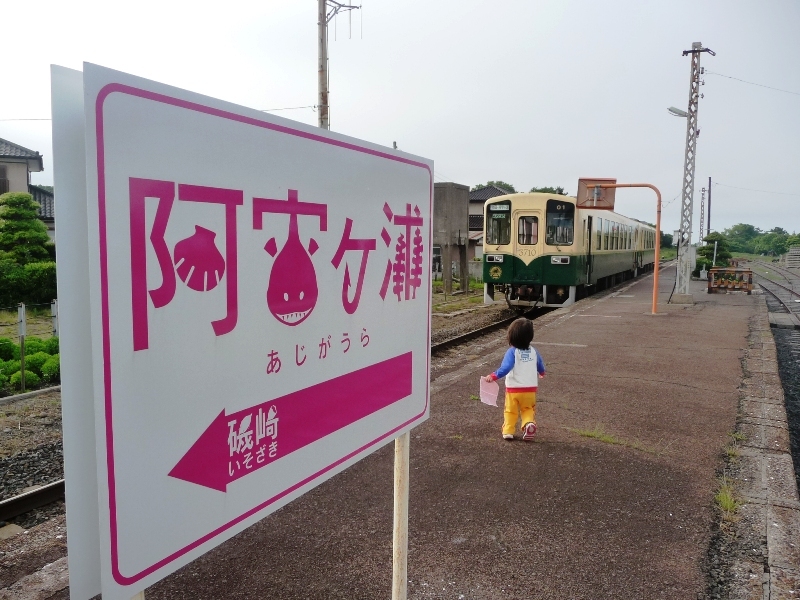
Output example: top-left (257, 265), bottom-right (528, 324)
top-left (44, 336), bottom-right (59, 355)
top-left (0, 359), bottom-right (20, 377)
top-left (41, 354), bottom-right (60, 383)
top-left (0, 373), bottom-right (7, 389)
top-left (10, 370), bottom-right (40, 390)
top-left (23, 337), bottom-right (46, 355)
top-left (0, 260), bottom-right (57, 306)
top-left (24, 351), bottom-right (51, 376)
top-left (0, 337), bottom-right (18, 361)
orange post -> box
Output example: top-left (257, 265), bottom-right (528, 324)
top-left (591, 183), bottom-right (662, 314)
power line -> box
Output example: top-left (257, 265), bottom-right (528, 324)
top-left (259, 105), bottom-right (317, 112)
top-left (713, 182), bottom-right (800, 197)
top-left (705, 71), bottom-right (800, 97)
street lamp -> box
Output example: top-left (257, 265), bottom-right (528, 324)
top-left (667, 107), bottom-right (688, 118)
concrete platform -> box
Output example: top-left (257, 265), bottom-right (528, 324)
top-left (768, 311), bottom-right (800, 330)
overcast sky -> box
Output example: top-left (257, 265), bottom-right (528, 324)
top-left (2, 0), bottom-right (798, 238)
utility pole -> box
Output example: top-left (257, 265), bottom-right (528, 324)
top-left (318, 0), bottom-right (360, 130)
top-left (699, 187), bottom-right (705, 245)
top-left (674, 42), bottom-right (714, 301)
top-left (707, 176), bottom-right (711, 236)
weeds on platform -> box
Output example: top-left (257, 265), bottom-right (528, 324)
top-left (568, 424), bottom-right (654, 454)
top-left (715, 476), bottom-right (741, 522)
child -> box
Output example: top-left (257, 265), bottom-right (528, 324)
top-left (484, 317), bottom-right (546, 441)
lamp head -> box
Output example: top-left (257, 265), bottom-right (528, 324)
top-left (668, 107), bottom-right (689, 117)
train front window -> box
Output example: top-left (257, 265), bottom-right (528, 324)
top-left (486, 201), bottom-right (511, 245)
top-left (545, 200), bottom-right (574, 245)
top-left (518, 216), bottom-right (538, 245)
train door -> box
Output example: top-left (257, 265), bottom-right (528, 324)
top-left (586, 216), bottom-right (593, 282)
top-left (512, 209), bottom-right (543, 285)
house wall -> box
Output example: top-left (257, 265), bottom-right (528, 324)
top-left (1, 161), bottom-right (30, 193)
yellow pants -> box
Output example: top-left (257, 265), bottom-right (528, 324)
top-left (503, 390), bottom-right (537, 436)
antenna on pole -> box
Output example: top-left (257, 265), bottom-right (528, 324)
top-left (674, 41), bottom-right (715, 300)
top-left (318, 0), bottom-right (361, 130)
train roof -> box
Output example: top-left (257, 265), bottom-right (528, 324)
top-left (483, 192), bottom-right (655, 229)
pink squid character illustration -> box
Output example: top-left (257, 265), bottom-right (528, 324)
top-left (253, 190), bottom-right (327, 327)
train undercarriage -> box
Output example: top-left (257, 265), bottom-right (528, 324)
top-left (484, 262), bottom-right (654, 310)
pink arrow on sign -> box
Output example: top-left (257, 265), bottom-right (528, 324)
top-left (169, 352), bottom-right (413, 492)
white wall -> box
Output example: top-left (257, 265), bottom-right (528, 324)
top-left (1, 161), bottom-right (30, 192)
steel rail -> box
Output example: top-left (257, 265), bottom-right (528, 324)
top-left (431, 308), bottom-right (543, 355)
top-left (757, 281), bottom-right (795, 314)
top-left (0, 479), bottom-right (65, 522)
top-left (753, 272), bottom-right (800, 302)
top-left (754, 261), bottom-right (800, 289)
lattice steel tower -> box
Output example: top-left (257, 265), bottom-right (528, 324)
top-left (675, 42), bottom-right (714, 297)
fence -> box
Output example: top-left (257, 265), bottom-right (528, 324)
top-left (0, 300), bottom-right (59, 393)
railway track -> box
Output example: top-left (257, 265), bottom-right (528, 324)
top-left (431, 306), bottom-right (545, 354)
top-left (750, 261), bottom-right (800, 315)
top-left (0, 479), bottom-right (64, 522)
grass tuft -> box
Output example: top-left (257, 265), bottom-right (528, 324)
top-left (715, 477), bottom-right (741, 521)
top-left (568, 424), bottom-right (655, 454)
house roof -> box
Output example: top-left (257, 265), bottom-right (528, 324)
top-left (0, 137), bottom-right (44, 172)
top-left (469, 214), bottom-right (484, 230)
top-left (469, 185), bottom-right (512, 202)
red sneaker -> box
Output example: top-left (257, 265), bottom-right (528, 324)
top-left (522, 422), bottom-right (537, 441)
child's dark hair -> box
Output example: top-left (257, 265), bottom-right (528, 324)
top-left (507, 317), bottom-right (534, 350)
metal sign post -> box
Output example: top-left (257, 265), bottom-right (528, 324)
top-left (17, 303), bottom-right (26, 392)
top-left (392, 431), bottom-right (410, 600)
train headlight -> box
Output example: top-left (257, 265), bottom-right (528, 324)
top-left (486, 255), bottom-right (504, 263)
top-left (551, 256), bottom-right (570, 264)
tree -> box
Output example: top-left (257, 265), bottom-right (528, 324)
top-left (753, 232), bottom-right (789, 256)
top-left (659, 232), bottom-right (673, 249)
top-left (769, 227), bottom-right (788, 236)
top-left (697, 232), bottom-right (731, 269)
top-left (471, 181), bottom-right (516, 193)
top-left (722, 223), bottom-right (761, 253)
top-left (529, 186), bottom-right (568, 195)
top-left (0, 192), bottom-right (54, 264)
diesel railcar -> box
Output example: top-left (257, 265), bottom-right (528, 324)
top-left (483, 192), bottom-right (656, 308)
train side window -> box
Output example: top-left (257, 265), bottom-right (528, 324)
top-left (486, 201), bottom-right (511, 245)
top-left (518, 216), bottom-right (539, 245)
top-left (545, 200), bottom-right (574, 245)
top-left (614, 223), bottom-right (620, 250)
top-left (596, 218), bottom-right (603, 250)
top-left (603, 220), bottom-right (610, 250)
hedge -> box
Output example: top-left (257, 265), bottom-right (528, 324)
top-left (0, 260), bottom-right (57, 306)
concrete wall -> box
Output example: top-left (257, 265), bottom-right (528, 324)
top-left (433, 182), bottom-right (469, 293)
top-left (433, 183), bottom-right (469, 246)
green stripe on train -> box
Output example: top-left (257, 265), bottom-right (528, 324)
top-left (483, 251), bottom-right (655, 286)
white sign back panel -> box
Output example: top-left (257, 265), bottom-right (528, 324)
top-left (81, 63), bottom-right (431, 598)
top-left (51, 65), bottom-right (102, 600)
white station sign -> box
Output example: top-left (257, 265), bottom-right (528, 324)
top-left (54, 63), bottom-right (431, 599)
